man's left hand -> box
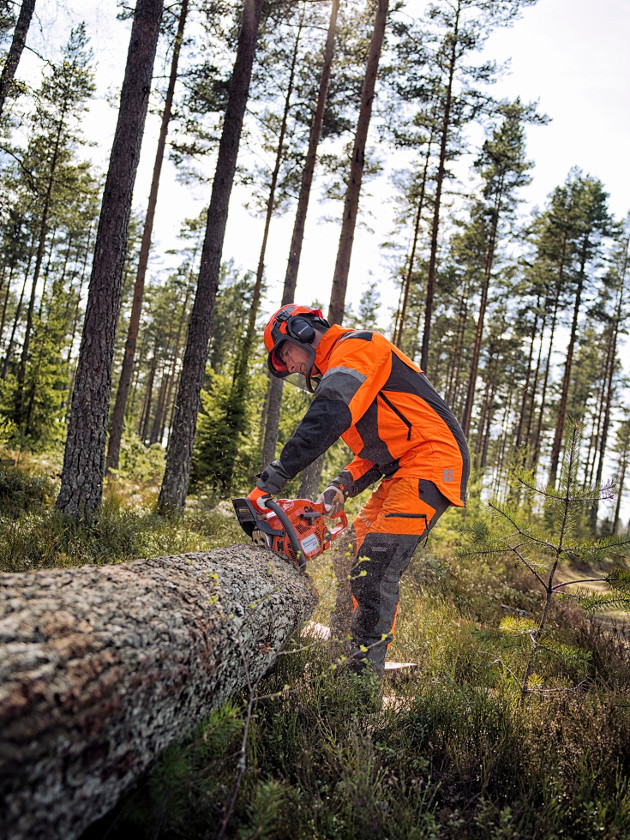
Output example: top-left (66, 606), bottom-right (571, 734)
top-left (317, 484), bottom-right (345, 516)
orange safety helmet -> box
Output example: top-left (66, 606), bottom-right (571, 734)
top-left (263, 303), bottom-right (330, 392)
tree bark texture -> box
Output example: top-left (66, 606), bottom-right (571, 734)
top-left (328, 0), bottom-right (388, 325)
top-left (157, 0), bottom-right (264, 514)
top-left (0, 545), bottom-right (317, 840)
top-left (56, 0), bottom-right (164, 518)
top-left (107, 0), bottom-right (189, 473)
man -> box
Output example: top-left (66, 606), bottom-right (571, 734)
top-left (248, 303), bottom-right (470, 678)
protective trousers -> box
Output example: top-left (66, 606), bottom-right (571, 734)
top-left (349, 476), bottom-right (450, 677)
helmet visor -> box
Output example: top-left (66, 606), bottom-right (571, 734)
top-left (268, 340), bottom-right (289, 375)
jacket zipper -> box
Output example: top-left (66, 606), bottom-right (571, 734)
top-left (378, 391), bottom-right (412, 441)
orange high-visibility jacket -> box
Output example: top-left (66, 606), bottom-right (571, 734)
top-left (259, 325), bottom-right (469, 506)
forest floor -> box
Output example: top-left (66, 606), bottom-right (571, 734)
top-left (2, 448), bottom-right (630, 839)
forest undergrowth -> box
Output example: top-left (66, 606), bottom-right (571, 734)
top-left (3, 443), bottom-right (630, 840)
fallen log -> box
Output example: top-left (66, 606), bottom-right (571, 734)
top-left (0, 545), bottom-right (317, 840)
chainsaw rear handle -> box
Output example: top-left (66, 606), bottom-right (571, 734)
top-left (265, 498), bottom-right (307, 571)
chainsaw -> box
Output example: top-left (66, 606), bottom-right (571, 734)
top-left (232, 497), bottom-right (348, 571)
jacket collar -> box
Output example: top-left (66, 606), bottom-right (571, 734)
top-left (313, 324), bottom-right (352, 375)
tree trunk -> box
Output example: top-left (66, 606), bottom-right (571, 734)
top-left (283, 0), bottom-right (339, 295)
top-left (261, 0), bottom-right (339, 470)
top-left (107, 0), bottom-right (189, 472)
top-left (139, 339), bottom-right (158, 442)
top-left (590, 252), bottom-right (626, 530)
top-left (420, 0), bottom-right (460, 372)
top-left (392, 133), bottom-right (432, 348)
top-left (15, 131), bottom-right (63, 426)
top-left (0, 0), bottom-right (36, 117)
top-left (0, 263), bottom-right (14, 350)
top-left (149, 368), bottom-right (168, 444)
top-left (0, 545), bottom-right (317, 840)
top-left (613, 429), bottom-right (629, 535)
top-left (549, 243), bottom-right (588, 487)
top-left (300, 0), bottom-right (389, 502)
top-left (445, 281), bottom-right (469, 409)
top-left (531, 271), bottom-right (563, 471)
top-left (1, 244), bottom-right (32, 380)
top-left (158, 0), bottom-right (264, 514)
top-left (56, 0), bottom-right (164, 518)
top-left (161, 283), bottom-right (192, 446)
top-left (328, 0), bottom-right (389, 324)
top-left (460, 188), bottom-right (502, 437)
top-left (66, 221), bottom-right (93, 371)
top-left (525, 304), bottom-right (545, 458)
top-left (514, 304), bottom-right (539, 452)
top-left (216, 5), bottom-right (305, 495)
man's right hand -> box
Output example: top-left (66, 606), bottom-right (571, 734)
top-left (317, 484), bottom-right (345, 516)
top-left (247, 486), bottom-right (271, 513)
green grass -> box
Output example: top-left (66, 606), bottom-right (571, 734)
top-left (0, 458), bottom-right (243, 573)
top-left (2, 454), bottom-right (630, 839)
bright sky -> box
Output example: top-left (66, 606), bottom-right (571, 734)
top-left (235, 0), bottom-right (630, 315)
top-left (481, 0), bottom-right (629, 219)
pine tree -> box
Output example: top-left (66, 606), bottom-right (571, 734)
top-left (0, 0), bottom-right (36, 118)
top-left (107, 0), bottom-right (190, 472)
top-left (56, 0), bottom-right (165, 518)
top-left (259, 0), bottom-right (341, 468)
top-left (328, 0), bottom-right (389, 325)
top-left (158, 0), bottom-right (264, 514)
top-left (548, 171), bottom-right (616, 488)
top-left (587, 216), bottom-right (629, 531)
top-left (460, 100), bottom-right (535, 437)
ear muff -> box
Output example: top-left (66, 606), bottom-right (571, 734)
top-left (286, 316), bottom-right (315, 345)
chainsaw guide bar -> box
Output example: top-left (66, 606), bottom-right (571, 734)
top-left (232, 497), bottom-right (348, 571)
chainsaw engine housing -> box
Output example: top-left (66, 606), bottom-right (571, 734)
top-left (232, 497), bottom-right (347, 570)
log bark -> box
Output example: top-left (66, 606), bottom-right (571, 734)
top-left (0, 545), bottom-right (317, 840)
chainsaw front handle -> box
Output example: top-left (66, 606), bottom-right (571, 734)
top-left (265, 498), bottom-right (307, 571)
